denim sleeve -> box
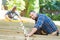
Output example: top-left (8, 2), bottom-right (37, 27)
top-left (34, 16), bottom-right (44, 30)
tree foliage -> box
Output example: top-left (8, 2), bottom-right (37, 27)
top-left (24, 0), bottom-right (35, 17)
top-left (6, 0), bottom-right (25, 11)
top-left (39, 0), bottom-right (60, 13)
top-left (6, 0), bottom-right (35, 17)
top-left (6, 0), bottom-right (60, 20)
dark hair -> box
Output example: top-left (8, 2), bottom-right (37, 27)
top-left (12, 6), bottom-right (16, 11)
top-left (29, 10), bottom-right (36, 14)
top-left (13, 6), bottom-right (16, 9)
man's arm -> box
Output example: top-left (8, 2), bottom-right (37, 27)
top-left (16, 11), bottom-right (22, 21)
top-left (5, 15), bottom-right (13, 21)
top-left (27, 15), bottom-right (45, 37)
top-left (26, 28), bottom-right (37, 37)
top-left (5, 15), bottom-right (10, 19)
top-left (5, 11), bottom-right (13, 21)
top-left (16, 11), bottom-right (21, 20)
top-left (18, 15), bottom-right (23, 22)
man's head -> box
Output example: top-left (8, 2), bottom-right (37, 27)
top-left (12, 6), bottom-right (16, 12)
top-left (29, 11), bottom-right (37, 20)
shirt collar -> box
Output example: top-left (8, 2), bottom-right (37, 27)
top-left (35, 14), bottom-right (39, 21)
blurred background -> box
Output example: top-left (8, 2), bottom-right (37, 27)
top-left (0, 0), bottom-right (60, 20)
top-left (0, 0), bottom-right (60, 40)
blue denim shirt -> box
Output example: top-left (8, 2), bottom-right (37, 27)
top-left (34, 14), bottom-right (58, 34)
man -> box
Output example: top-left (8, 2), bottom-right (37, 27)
top-left (5, 6), bottom-right (21, 21)
top-left (26, 11), bottom-right (59, 37)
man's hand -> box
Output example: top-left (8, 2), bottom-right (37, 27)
top-left (25, 34), bottom-right (31, 37)
top-left (25, 28), bottom-right (37, 37)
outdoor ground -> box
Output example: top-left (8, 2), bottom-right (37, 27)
top-left (0, 20), bottom-right (60, 40)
